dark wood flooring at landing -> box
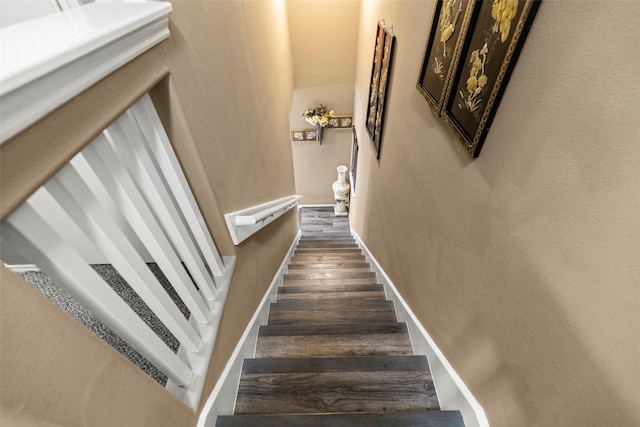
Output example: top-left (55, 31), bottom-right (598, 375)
top-left (217, 207), bottom-right (464, 426)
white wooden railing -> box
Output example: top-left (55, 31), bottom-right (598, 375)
top-left (224, 195), bottom-right (302, 245)
top-left (0, 2), bottom-right (172, 144)
top-left (1, 94), bottom-right (235, 407)
top-left (0, 1), bottom-right (238, 407)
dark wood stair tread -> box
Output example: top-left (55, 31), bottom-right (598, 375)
top-left (268, 308), bottom-right (397, 325)
top-left (268, 298), bottom-right (396, 324)
top-left (283, 278), bottom-right (380, 287)
top-left (234, 368), bottom-right (438, 414)
top-left (298, 236), bottom-right (355, 242)
top-left (259, 322), bottom-right (408, 337)
top-left (293, 247), bottom-right (363, 253)
top-left (241, 355), bottom-right (429, 374)
top-left (217, 411), bottom-right (464, 427)
top-left (255, 324), bottom-right (413, 357)
top-left (288, 262), bottom-right (371, 270)
top-left (297, 241), bottom-right (358, 246)
top-left (269, 299), bottom-right (393, 313)
top-left (284, 271), bottom-right (377, 281)
top-left (276, 290), bottom-right (385, 301)
top-left (291, 254), bottom-right (367, 262)
top-left (277, 284), bottom-right (387, 301)
top-left (278, 283), bottom-right (384, 294)
top-left (286, 268), bottom-right (373, 276)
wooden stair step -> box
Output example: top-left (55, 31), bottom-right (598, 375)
top-left (296, 242), bottom-right (359, 249)
top-left (294, 248), bottom-right (363, 255)
top-left (278, 283), bottom-right (384, 294)
top-left (299, 227), bottom-right (352, 232)
top-left (241, 355), bottom-right (429, 374)
top-left (298, 236), bottom-right (354, 242)
top-left (284, 271), bottom-right (376, 281)
top-left (276, 283), bottom-right (386, 302)
top-left (301, 232), bottom-right (352, 238)
top-left (286, 268), bottom-right (373, 277)
top-left (283, 277), bottom-right (380, 286)
top-left (255, 322), bottom-right (412, 358)
top-left (259, 322), bottom-right (408, 336)
top-left (291, 254), bottom-right (366, 262)
top-left (234, 356), bottom-right (438, 414)
top-left (217, 411), bottom-right (464, 427)
top-left (287, 261), bottom-right (371, 270)
top-left (269, 299), bottom-right (393, 312)
top-left (297, 236), bottom-right (355, 242)
top-left (268, 299), bottom-right (396, 323)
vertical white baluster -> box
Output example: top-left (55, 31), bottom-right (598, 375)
top-left (47, 167), bottom-right (203, 353)
top-left (2, 202), bottom-right (193, 387)
top-left (78, 134), bottom-right (212, 324)
top-left (131, 95), bottom-right (225, 278)
top-left (106, 114), bottom-right (217, 303)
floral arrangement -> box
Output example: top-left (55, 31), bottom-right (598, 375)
top-left (303, 104), bottom-right (335, 127)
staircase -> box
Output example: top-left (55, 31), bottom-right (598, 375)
top-left (217, 207), bottom-right (464, 426)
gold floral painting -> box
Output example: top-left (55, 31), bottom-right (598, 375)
top-left (366, 22), bottom-right (386, 143)
top-left (417, 0), bottom-right (475, 115)
top-left (444, 0), bottom-right (541, 157)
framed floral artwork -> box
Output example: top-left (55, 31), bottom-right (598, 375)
top-left (443, 0), bottom-right (541, 157)
top-left (339, 116), bottom-right (353, 128)
top-left (290, 129), bottom-right (318, 142)
top-left (366, 21), bottom-right (395, 159)
top-left (328, 115), bottom-right (353, 129)
top-left (417, 0), bottom-right (476, 115)
top-left (291, 130), bottom-right (305, 141)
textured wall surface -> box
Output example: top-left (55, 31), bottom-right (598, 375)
top-left (0, 1), bottom-right (298, 426)
top-left (350, 1), bottom-right (640, 426)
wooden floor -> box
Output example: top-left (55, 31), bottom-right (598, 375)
top-left (217, 207), bottom-right (464, 426)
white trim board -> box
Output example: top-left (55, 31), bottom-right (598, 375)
top-left (0, 2), bottom-right (172, 143)
top-left (351, 228), bottom-right (490, 427)
top-left (197, 231), bottom-right (301, 427)
top-left (5, 264), bottom-right (41, 273)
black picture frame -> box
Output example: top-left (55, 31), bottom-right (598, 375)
top-left (350, 127), bottom-right (359, 195)
top-left (443, 0), bottom-right (541, 157)
top-left (365, 21), bottom-right (395, 159)
top-left (417, 0), bottom-right (476, 115)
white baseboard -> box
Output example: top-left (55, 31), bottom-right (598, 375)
top-left (351, 228), bottom-right (489, 427)
top-left (197, 231), bottom-right (301, 427)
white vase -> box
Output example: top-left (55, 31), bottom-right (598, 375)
top-left (332, 165), bottom-right (350, 215)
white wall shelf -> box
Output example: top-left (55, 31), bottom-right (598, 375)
top-left (225, 195), bottom-right (302, 245)
top-left (0, 1), bottom-right (172, 143)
